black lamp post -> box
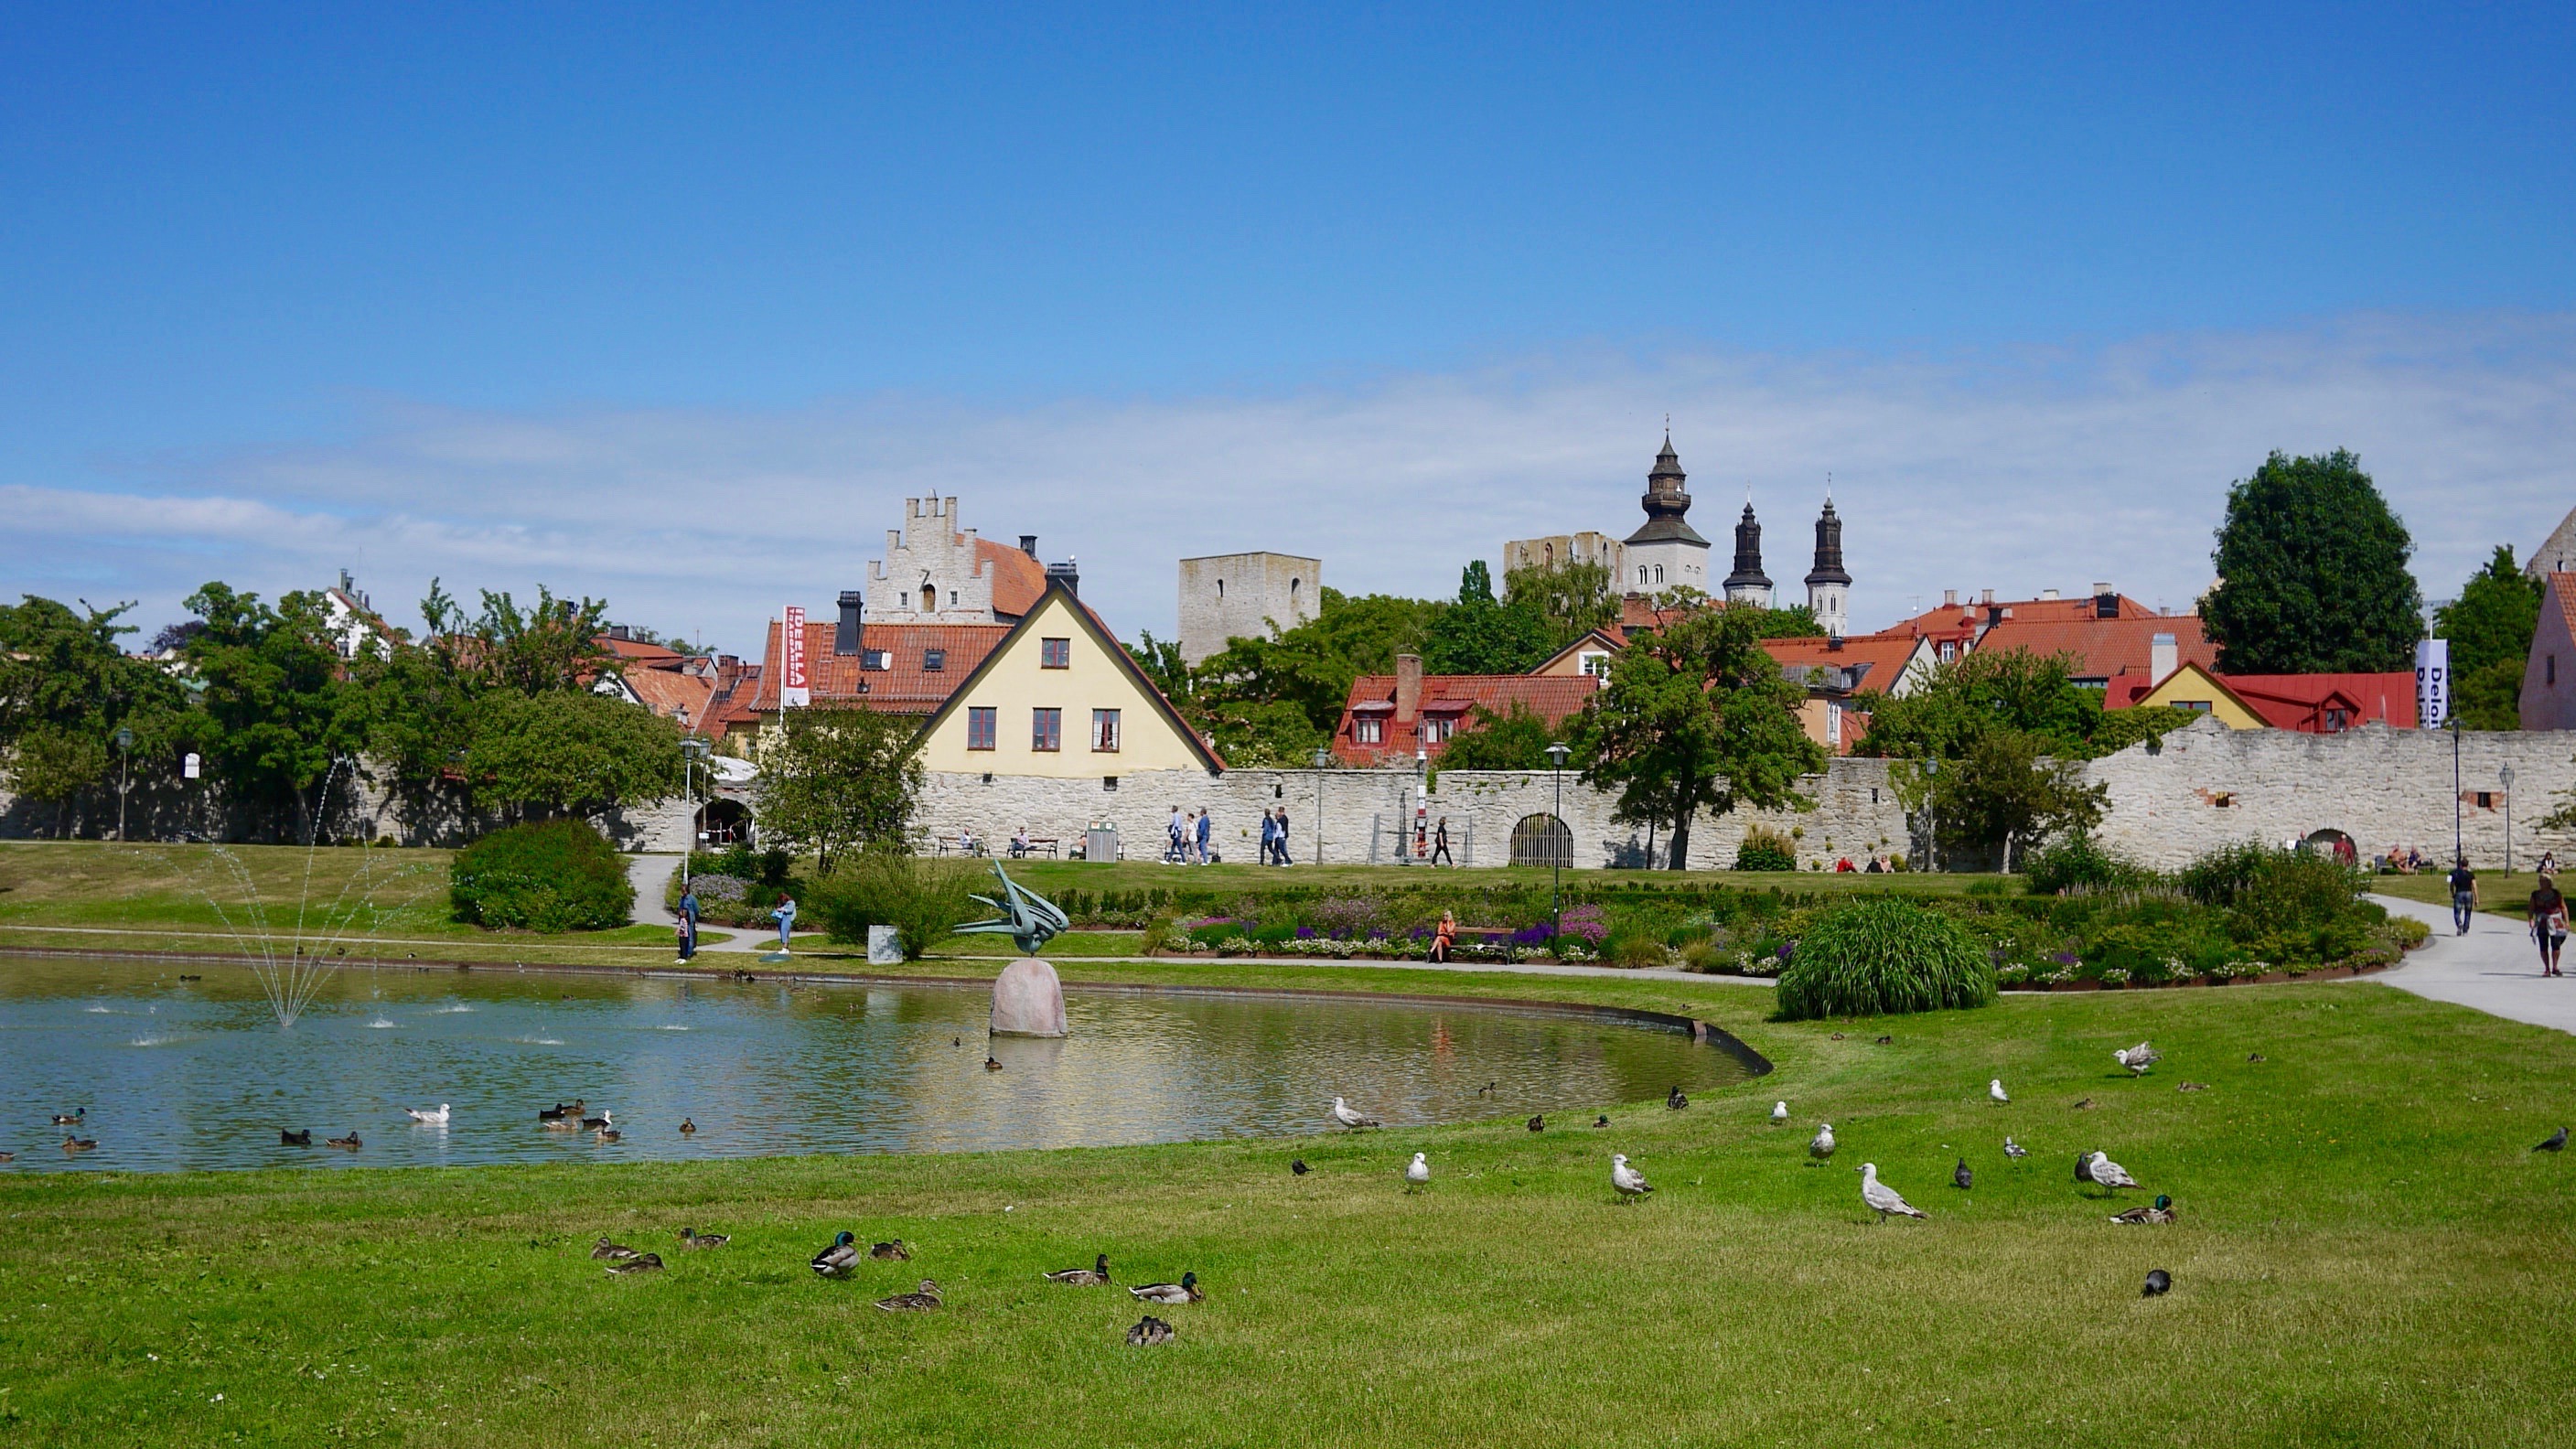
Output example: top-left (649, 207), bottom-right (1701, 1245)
top-left (1919, 756), bottom-right (1938, 874)
top-left (681, 731), bottom-right (711, 887)
top-left (2451, 718), bottom-right (2463, 866)
top-left (112, 725), bottom-right (134, 841)
top-left (1546, 741), bottom-right (1570, 943)
top-left (1311, 746), bottom-right (1332, 867)
top-left (2502, 762), bottom-right (2517, 876)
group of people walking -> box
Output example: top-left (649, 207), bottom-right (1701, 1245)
top-left (2446, 854), bottom-right (2571, 976)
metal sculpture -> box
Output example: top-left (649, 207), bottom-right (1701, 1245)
top-left (958, 861), bottom-right (1069, 955)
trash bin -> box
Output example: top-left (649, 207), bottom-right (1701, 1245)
top-left (1084, 827), bottom-right (1120, 863)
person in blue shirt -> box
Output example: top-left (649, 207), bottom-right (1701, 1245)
top-left (770, 892), bottom-right (798, 954)
top-left (677, 886), bottom-right (700, 963)
top-left (1195, 808), bottom-right (1213, 865)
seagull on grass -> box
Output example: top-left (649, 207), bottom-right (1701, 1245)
top-left (1858, 1164), bottom-right (1927, 1222)
top-left (1403, 1153), bottom-right (1431, 1192)
top-left (1990, 1079), bottom-right (2009, 1104)
top-left (2087, 1151), bottom-right (2140, 1194)
top-left (1331, 1097), bottom-right (1379, 1130)
top-left (2114, 1042), bottom-right (2161, 1077)
top-left (1771, 1100), bottom-right (1788, 1122)
top-left (1809, 1123), bottom-right (1836, 1160)
top-left (1611, 1154), bottom-right (1653, 1199)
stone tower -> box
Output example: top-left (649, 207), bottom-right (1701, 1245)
top-left (1805, 494), bottom-right (1852, 637)
top-left (1721, 489), bottom-right (1773, 607)
top-left (1623, 434), bottom-right (1712, 595)
top-left (1177, 552), bottom-right (1323, 666)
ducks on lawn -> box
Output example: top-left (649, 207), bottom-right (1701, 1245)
top-left (1611, 1154), bottom-right (1653, 1199)
top-left (2088, 1151), bottom-right (2140, 1194)
top-left (869, 1239), bottom-right (912, 1261)
top-left (1594, 1114), bottom-right (1610, 1129)
top-left (874, 1279), bottom-right (941, 1312)
top-left (2110, 1194), bottom-right (2176, 1225)
top-left (402, 1104), bottom-right (449, 1124)
top-left (605, 1253), bottom-right (664, 1276)
top-left (1129, 1272), bottom-right (1201, 1304)
top-left (1044, 1253), bottom-right (1111, 1285)
top-left (1667, 1086), bottom-right (1689, 1111)
top-left (678, 1228), bottom-right (729, 1250)
top-left (1331, 1097), bottom-right (1379, 1130)
top-left (326, 1132), bottom-right (361, 1151)
top-left (1858, 1163), bottom-right (1927, 1222)
top-left (592, 1237), bottom-right (640, 1261)
top-left (811, 1231), bottom-right (861, 1276)
top-left (280, 1129), bottom-right (312, 1146)
top-left (1527, 1114), bottom-right (1544, 1132)
top-left (1125, 1315), bottom-right (1175, 1346)
top-left (1809, 1123), bottom-right (1836, 1161)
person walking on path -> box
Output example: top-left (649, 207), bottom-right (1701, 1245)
top-left (676, 885), bottom-right (700, 964)
top-left (2533, 875), bottom-right (2569, 977)
top-left (1259, 809), bottom-right (1278, 865)
top-left (1431, 816), bottom-right (1454, 867)
top-left (2449, 859), bottom-right (2480, 936)
top-left (1273, 807), bottom-right (1293, 866)
top-left (1195, 807), bottom-right (1214, 865)
top-left (1430, 909), bottom-right (1456, 964)
top-left (769, 891), bottom-right (798, 955)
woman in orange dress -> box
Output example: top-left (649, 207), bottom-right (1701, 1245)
top-left (1431, 909), bottom-right (1456, 964)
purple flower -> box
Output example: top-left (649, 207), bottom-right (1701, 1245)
top-left (1294, 927), bottom-right (1316, 939)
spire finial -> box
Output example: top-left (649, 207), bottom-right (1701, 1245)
top-left (1825, 471), bottom-right (1833, 503)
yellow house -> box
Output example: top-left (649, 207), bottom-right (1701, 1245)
top-left (915, 580), bottom-right (1224, 778)
top-left (2123, 662), bottom-right (2266, 729)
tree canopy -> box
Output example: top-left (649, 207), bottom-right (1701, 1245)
top-left (1422, 564), bottom-right (1557, 674)
top-left (2434, 545), bottom-right (2543, 730)
top-left (2203, 449), bottom-right (2423, 673)
top-left (757, 706), bottom-right (924, 874)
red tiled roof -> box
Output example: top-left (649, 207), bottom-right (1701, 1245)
top-left (620, 664), bottom-right (717, 725)
top-left (1757, 633), bottom-right (1926, 696)
top-left (740, 619), bottom-right (1012, 718)
top-left (2216, 672), bottom-right (2418, 731)
top-left (1972, 612), bottom-right (2214, 685)
top-left (1333, 674), bottom-right (1601, 767)
top-left (596, 635), bottom-right (689, 666)
top-left (975, 539), bottom-right (1049, 619)
top-left (1884, 592), bottom-right (2163, 636)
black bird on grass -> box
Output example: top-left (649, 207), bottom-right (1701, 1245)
top-left (1594, 1114), bottom-right (1610, 1129)
top-left (1291, 1159), bottom-right (1310, 1175)
top-left (1952, 1158), bottom-right (1973, 1190)
top-left (1527, 1115), bottom-right (1544, 1132)
top-left (2538, 1127), bottom-right (2568, 1153)
top-left (2142, 1268), bottom-right (2172, 1296)
top-left (1667, 1087), bottom-right (1688, 1111)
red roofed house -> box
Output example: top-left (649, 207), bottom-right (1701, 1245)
top-left (1334, 655), bottom-right (1601, 767)
top-left (2110, 660), bottom-right (2418, 732)
top-left (2523, 574), bottom-right (2576, 731)
top-left (715, 592), bottom-right (1013, 751)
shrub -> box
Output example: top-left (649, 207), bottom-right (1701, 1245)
top-left (1734, 827), bottom-right (1797, 872)
top-left (449, 820), bottom-right (635, 932)
top-left (809, 852), bottom-right (979, 959)
top-left (2025, 833), bottom-right (2150, 896)
top-left (1774, 896), bottom-right (1997, 1021)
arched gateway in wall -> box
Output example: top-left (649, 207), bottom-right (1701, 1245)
top-left (1510, 813), bottom-right (1572, 868)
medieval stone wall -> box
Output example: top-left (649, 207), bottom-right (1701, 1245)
top-left (1175, 553), bottom-right (1323, 666)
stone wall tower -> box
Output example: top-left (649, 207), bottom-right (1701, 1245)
top-left (1623, 434), bottom-right (1712, 595)
top-left (1177, 552), bottom-right (1323, 666)
top-left (1721, 490), bottom-right (1774, 607)
top-left (1805, 494), bottom-right (1852, 637)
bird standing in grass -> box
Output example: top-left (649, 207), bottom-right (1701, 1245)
top-left (2088, 1151), bottom-right (2139, 1194)
top-left (605, 1253), bottom-right (663, 1276)
top-left (1594, 1115), bottom-right (1610, 1129)
top-left (1809, 1123), bottom-right (1836, 1161)
top-left (1130, 1272), bottom-right (1201, 1304)
top-left (1527, 1114), bottom-right (1544, 1132)
top-left (1611, 1154), bottom-right (1653, 1199)
top-left (811, 1230), bottom-right (861, 1276)
top-left (2114, 1042), bottom-right (2161, 1077)
top-left (1771, 1100), bottom-right (1788, 1122)
top-left (2537, 1127), bottom-right (2568, 1153)
top-left (1990, 1079), bottom-right (2009, 1104)
top-left (1332, 1097), bottom-right (1379, 1130)
top-left (1858, 1164), bottom-right (1927, 1222)
top-left (2004, 1137), bottom-right (2028, 1160)
top-left (875, 1279), bottom-right (941, 1312)
top-left (1404, 1153), bottom-right (1431, 1192)
top-left (1667, 1086), bottom-right (1689, 1111)
top-left (1952, 1158), bottom-right (1973, 1190)
top-left (1126, 1315), bottom-right (1175, 1346)
top-left (1045, 1254), bottom-right (1111, 1286)
top-left (2142, 1269), bottom-right (2172, 1296)
top-left (677, 1228), bottom-right (729, 1250)
top-left (1291, 1159), bottom-right (1310, 1175)
top-left (870, 1239), bottom-right (912, 1261)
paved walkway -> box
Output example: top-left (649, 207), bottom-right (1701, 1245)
top-left (625, 853), bottom-right (774, 955)
top-left (2369, 892), bottom-right (2574, 1036)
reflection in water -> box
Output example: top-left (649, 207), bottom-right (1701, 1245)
top-left (0, 955), bottom-right (1747, 1174)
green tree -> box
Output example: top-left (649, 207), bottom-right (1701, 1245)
top-left (1189, 587), bottom-right (1443, 761)
top-left (182, 584), bottom-right (366, 843)
top-left (1124, 631), bottom-right (1192, 706)
top-left (2203, 449), bottom-right (2423, 673)
top-left (465, 690), bottom-right (681, 821)
top-left (757, 707), bottom-right (925, 874)
top-left (1503, 559), bottom-right (1618, 646)
top-left (0, 596), bottom-right (196, 833)
top-left (2082, 703), bottom-right (2203, 758)
top-left (1851, 648), bottom-right (2102, 760)
top-left (1570, 606), bottom-right (1823, 869)
top-left (1898, 727), bottom-right (2107, 872)
top-left (2434, 546), bottom-right (2543, 730)
top-left (4, 725), bottom-right (110, 836)
top-left (1435, 701), bottom-right (1560, 770)
top-left (1422, 564), bottom-right (1556, 674)
top-left (1736, 603), bottom-right (1828, 639)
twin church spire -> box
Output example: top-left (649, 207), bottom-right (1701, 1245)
top-left (1630, 434), bottom-right (1852, 637)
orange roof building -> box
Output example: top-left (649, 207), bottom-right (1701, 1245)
top-left (1334, 656), bottom-right (1601, 767)
top-left (862, 496), bottom-right (1062, 626)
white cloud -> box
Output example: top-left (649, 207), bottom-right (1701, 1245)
top-left (5, 310), bottom-right (2569, 650)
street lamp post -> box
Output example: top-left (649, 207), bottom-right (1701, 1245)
top-left (681, 731), bottom-right (711, 888)
top-left (1920, 756), bottom-right (1938, 874)
top-left (112, 725), bottom-right (134, 841)
top-left (1545, 741), bottom-right (1570, 945)
top-left (2503, 762), bottom-right (2517, 876)
top-left (2452, 719), bottom-right (2463, 866)
top-left (1310, 746), bottom-right (1333, 867)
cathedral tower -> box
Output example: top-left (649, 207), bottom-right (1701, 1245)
top-left (1623, 433), bottom-right (1712, 595)
top-left (1805, 494), bottom-right (1852, 637)
top-left (1721, 490), bottom-right (1774, 607)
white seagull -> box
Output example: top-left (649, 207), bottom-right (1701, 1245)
top-left (403, 1104), bottom-right (450, 1124)
top-left (1403, 1153), bottom-right (1431, 1191)
top-left (1771, 1100), bottom-right (1789, 1122)
top-left (1989, 1079), bottom-right (2009, 1103)
top-left (2088, 1151), bottom-right (2140, 1193)
top-left (1858, 1163), bottom-right (1927, 1222)
top-left (1332, 1097), bottom-right (1380, 1130)
top-left (1610, 1153), bottom-right (1654, 1198)
top-left (2004, 1136), bottom-right (2029, 1159)
top-left (2114, 1042), bottom-right (2161, 1077)
top-left (1809, 1122), bottom-right (1837, 1160)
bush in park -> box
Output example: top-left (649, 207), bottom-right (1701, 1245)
top-left (449, 820), bottom-right (635, 932)
top-left (1774, 896), bottom-right (1996, 1021)
top-left (810, 852), bottom-right (979, 959)
top-left (1733, 826), bottom-right (1798, 872)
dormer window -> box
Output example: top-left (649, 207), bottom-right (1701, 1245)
top-left (923, 649), bottom-right (946, 672)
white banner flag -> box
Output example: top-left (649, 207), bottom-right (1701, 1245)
top-left (781, 606), bottom-right (810, 708)
top-left (2415, 639), bottom-right (2449, 729)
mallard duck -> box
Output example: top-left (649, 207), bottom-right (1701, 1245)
top-left (542, 1118), bottom-right (578, 1132)
top-left (1611, 1153), bottom-right (1652, 1199)
top-left (592, 1237), bottom-right (640, 1261)
top-left (1527, 1114), bottom-right (1544, 1132)
top-left (327, 1132), bottom-right (361, 1151)
top-left (60, 1135), bottom-right (96, 1153)
top-left (594, 1127), bottom-right (622, 1143)
top-left (580, 1110), bottom-right (613, 1132)
top-left (539, 1100), bottom-right (583, 1122)
top-left (983, 1056), bottom-right (1003, 1072)
top-left (1125, 1315), bottom-right (1175, 1346)
top-left (605, 1252), bottom-right (664, 1276)
top-left (869, 1239), bottom-right (911, 1261)
top-left (679, 1119), bottom-right (696, 1134)
top-left (1128, 1271), bottom-right (1200, 1304)
top-left (177, 973), bottom-right (200, 982)
top-left (2110, 1194), bottom-right (2175, 1225)
top-left (1044, 1253), bottom-right (1111, 1285)
top-left (0, 1150), bottom-right (15, 1162)
top-left (1593, 1114), bottom-right (1610, 1128)
top-left (280, 1129), bottom-right (312, 1146)
top-left (677, 1228), bottom-right (729, 1250)
top-left (811, 1230), bottom-right (860, 1276)
top-left (1330, 1097), bottom-right (1379, 1129)
top-left (402, 1104), bottom-right (449, 1124)
top-left (51, 1108), bottom-right (84, 1126)
top-left (1858, 1163), bottom-right (1927, 1222)
top-left (874, 1279), bottom-right (940, 1311)
top-left (1666, 1086), bottom-right (1689, 1111)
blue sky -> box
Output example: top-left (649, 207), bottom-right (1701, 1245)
top-left (3, 4), bottom-right (2571, 646)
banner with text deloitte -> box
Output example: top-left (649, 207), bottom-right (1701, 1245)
top-left (781, 606), bottom-right (810, 707)
top-left (2415, 639), bottom-right (2449, 729)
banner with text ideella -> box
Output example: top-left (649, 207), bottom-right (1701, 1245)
top-left (781, 606), bottom-right (810, 707)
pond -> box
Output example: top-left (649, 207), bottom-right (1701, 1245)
top-left (0, 955), bottom-right (1754, 1172)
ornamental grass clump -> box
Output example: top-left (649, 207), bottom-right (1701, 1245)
top-left (1773, 896), bottom-right (1997, 1021)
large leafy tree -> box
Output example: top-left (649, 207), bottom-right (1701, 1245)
top-left (1903, 728), bottom-right (2108, 872)
top-left (0, 596), bottom-right (196, 834)
top-left (1851, 648), bottom-right (2103, 760)
top-left (1188, 587), bottom-right (1442, 763)
top-left (1436, 701), bottom-right (1560, 770)
top-left (182, 584), bottom-right (367, 843)
top-left (1570, 605), bottom-right (1823, 869)
top-left (2203, 449), bottom-right (2423, 673)
top-left (757, 707), bottom-right (924, 874)
top-left (1502, 559), bottom-right (1619, 646)
top-left (465, 690), bottom-right (681, 822)
top-left (1422, 563), bottom-right (1556, 674)
top-left (2434, 545), bottom-right (2544, 730)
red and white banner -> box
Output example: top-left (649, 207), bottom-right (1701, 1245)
top-left (781, 606), bottom-right (810, 707)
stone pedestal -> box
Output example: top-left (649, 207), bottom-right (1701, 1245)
top-left (989, 957), bottom-right (1067, 1037)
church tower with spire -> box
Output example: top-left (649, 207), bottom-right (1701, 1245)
top-left (1721, 488), bottom-right (1774, 607)
top-left (1804, 491), bottom-right (1852, 637)
top-left (1622, 432), bottom-right (1712, 596)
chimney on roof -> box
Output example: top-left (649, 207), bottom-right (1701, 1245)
top-left (608, 624), bottom-right (632, 641)
top-left (2094, 584), bottom-right (2117, 619)
top-left (2041, 588), bottom-right (2060, 601)
top-left (1046, 556), bottom-right (1079, 597)
top-left (835, 591), bottom-right (864, 655)
top-left (1395, 653), bottom-right (1422, 723)
top-left (1942, 589), bottom-right (1958, 607)
top-left (2151, 632), bottom-right (2177, 683)
top-left (1980, 588), bottom-right (1994, 605)
top-left (1019, 534), bottom-right (1038, 558)
top-left (1827, 632), bottom-right (1844, 651)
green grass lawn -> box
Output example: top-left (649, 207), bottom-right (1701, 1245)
top-left (993, 856), bottom-right (2005, 898)
top-left (5, 958), bottom-right (2573, 1446)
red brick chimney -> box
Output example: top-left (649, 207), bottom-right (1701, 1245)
top-left (1394, 653), bottom-right (1422, 723)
